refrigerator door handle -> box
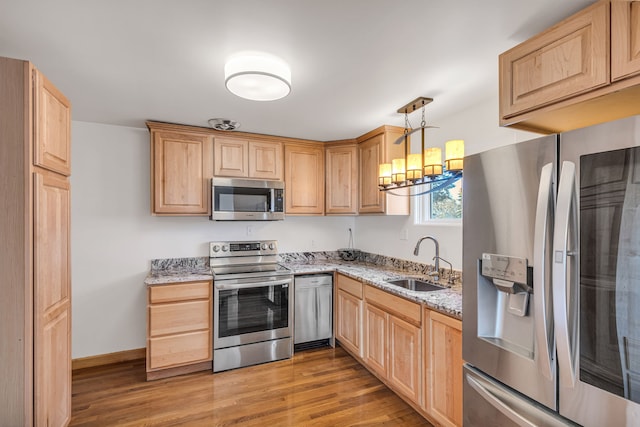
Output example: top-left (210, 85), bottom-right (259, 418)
top-left (552, 161), bottom-right (579, 388)
top-left (533, 162), bottom-right (555, 380)
top-left (465, 366), bottom-right (577, 427)
top-left (467, 374), bottom-right (536, 427)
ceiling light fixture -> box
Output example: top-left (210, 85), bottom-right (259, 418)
top-left (224, 52), bottom-right (291, 101)
top-left (378, 97), bottom-right (463, 195)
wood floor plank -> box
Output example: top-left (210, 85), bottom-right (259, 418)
top-left (70, 346), bottom-right (432, 426)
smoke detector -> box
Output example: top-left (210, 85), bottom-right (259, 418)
top-left (208, 118), bottom-right (240, 131)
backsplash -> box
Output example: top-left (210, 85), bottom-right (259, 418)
top-left (148, 251), bottom-right (462, 286)
top-left (150, 256), bottom-right (209, 272)
top-left (278, 250), bottom-right (462, 286)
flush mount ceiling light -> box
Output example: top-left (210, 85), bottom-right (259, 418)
top-left (208, 118), bottom-right (240, 131)
top-left (224, 52), bottom-right (291, 101)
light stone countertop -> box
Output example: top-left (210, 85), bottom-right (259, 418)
top-left (283, 261), bottom-right (462, 320)
top-left (144, 255), bottom-right (462, 320)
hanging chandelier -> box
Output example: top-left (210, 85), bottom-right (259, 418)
top-left (378, 97), bottom-right (464, 195)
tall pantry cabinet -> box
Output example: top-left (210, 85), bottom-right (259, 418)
top-left (0, 57), bottom-right (72, 427)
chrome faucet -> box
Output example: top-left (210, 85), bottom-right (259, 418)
top-left (414, 236), bottom-right (440, 280)
top-left (434, 256), bottom-right (455, 285)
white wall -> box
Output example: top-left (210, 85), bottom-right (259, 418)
top-left (354, 93), bottom-right (541, 269)
top-left (70, 121), bottom-right (354, 358)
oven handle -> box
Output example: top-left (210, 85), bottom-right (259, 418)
top-left (215, 278), bottom-right (293, 290)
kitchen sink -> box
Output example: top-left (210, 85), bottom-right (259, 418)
top-left (386, 278), bottom-right (446, 292)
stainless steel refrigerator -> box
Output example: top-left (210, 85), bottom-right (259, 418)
top-left (463, 114), bottom-right (640, 426)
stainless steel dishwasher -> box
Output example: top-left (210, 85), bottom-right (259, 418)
top-left (294, 274), bottom-right (333, 351)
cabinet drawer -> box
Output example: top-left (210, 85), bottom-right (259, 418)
top-left (149, 300), bottom-right (211, 337)
top-left (148, 330), bottom-right (211, 370)
top-left (364, 285), bottom-right (421, 326)
top-left (336, 274), bottom-right (362, 299)
top-left (149, 281), bottom-right (211, 303)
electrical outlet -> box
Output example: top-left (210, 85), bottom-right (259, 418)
top-left (311, 239), bottom-right (316, 248)
top-left (246, 225), bottom-right (253, 236)
top-left (400, 228), bottom-right (409, 240)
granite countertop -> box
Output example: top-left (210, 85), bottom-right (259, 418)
top-left (144, 253), bottom-right (462, 320)
top-left (283, 261), bottom-right (462, 320)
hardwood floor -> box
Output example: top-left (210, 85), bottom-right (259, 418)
top-left (70, 346), bottom-right (432, 426)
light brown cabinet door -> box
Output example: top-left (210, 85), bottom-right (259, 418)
top-left (389, 315), bottom-right (421, 404)
top-left (336, 289), bottom-right (362, 357)
top-left (326, 145), bottom-right (358, 214)
top-left (499, 1), bottom-right (609, 119)
top-left (364, 303), bottom-right (388, 378)
top-left (152, 131), bottom-right (213, 215)
top-left (33, 69), bottom-right (71, 176)
top-left (358, 135), bottom-right (384, 213)
top-left (249, 141), bottom-right (283, 180)
top-left (33, 170), bottom-right (71, 427)
top-left (612, 1), bottom-right (640, 81)
top-left (424, 309), bottom-right (463, 427)
top-left (214, 137), bottom-right (248, 177)
top-left (284, 144), bottom-right (324, 215)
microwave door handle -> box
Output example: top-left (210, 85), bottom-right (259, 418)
top-left (533, 162), bottom-right (555, 380)
top-left (269, 188), bottom-right (275, 213)
top-left (215, 278), bottom-right (292, 290)
top-left (552, 161), bottom-right (579, 388)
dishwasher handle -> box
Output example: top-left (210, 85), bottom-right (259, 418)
top-left (295, 274), bottom-right (333, 289)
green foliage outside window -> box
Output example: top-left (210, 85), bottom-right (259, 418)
top-left (430, 179), bottom-right (462, 220)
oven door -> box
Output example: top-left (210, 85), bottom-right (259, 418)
top-left (214, 275), bottom-right (293, 349)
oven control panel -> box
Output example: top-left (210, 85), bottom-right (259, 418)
top-left (210, 240), bottom-right (278, 257)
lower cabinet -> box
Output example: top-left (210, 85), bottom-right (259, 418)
top-left (364, 285), bottom-right (422, 405)
top-left (364, 304), bottom-right (388, 378)
top-left (388, 315), bottom-right (421, 403)
top-left (146, 280), bottom-right (213, 380)
top-left (335, 274), bottom-right (363, 358)
top-left (334, 272), bottom-right (462, 426)
top-left (424, 308), bottom-right (463, 427)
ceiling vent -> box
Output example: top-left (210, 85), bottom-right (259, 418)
top-left (208, 118), bottom-right (240, 131)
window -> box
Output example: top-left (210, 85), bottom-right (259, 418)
top-left (415, 178), bottom-right (463, 223)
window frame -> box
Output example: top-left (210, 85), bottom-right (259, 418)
top-left (413, 178), bottom-right (463, 225)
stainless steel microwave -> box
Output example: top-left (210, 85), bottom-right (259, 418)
top-left (210, 178), bottom-right (285, 221)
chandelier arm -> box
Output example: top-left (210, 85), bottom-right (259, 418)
top-left (392, 125), bottom-right (439, 145)
top-left (383, 172), bottom-right (462, 197)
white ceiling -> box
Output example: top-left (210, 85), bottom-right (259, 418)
top-left (1, 0), bottom-right (596, 141)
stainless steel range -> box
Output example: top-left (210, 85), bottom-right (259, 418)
top-left (210, 240), bottom-right (293, 372)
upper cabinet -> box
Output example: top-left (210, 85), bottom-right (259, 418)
top-left (284, 143), bottom-right (325, 215)
top-left (33, 69), bottom-right (72, 176)
top-left (499, 1), bottom-right (609, 120)
top-left (357, 126), bottom-right (409, 215)
top-left (214, 137), bottom-right (283, 180)
top-left (148, 125), bottom-right (213, 216)
top-left (500, 1), bottom-right (640, 134)
top-left (612, 1), bottom-right (640, 81)
top-left (325, 142), bottom-right (358, 215)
